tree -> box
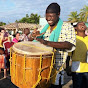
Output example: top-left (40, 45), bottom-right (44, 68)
top-left (79, 5), bottom-right (88, 22)
top-left (16, 13), bottom-right (40, 24)
top-left (19, 17), bottom-right (30, 23)
top-left (26, 14), bottom-right (29, 18)
top-left (15, 20), bottom-right (19, 23)
top-left (29, 13), bottom-right (40, 24)
top-left (0, 22), bottom-right (6, 26)
top-left (68, 11), bottom-right (79, 22)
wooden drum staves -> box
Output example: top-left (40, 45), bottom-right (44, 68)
top-left (10, 41), bottom-right (54, 88)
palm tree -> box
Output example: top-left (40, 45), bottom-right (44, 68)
top-left (79, 5), bottom-right (88, 22)
top-left (68, 11), bottom-right (79, 22)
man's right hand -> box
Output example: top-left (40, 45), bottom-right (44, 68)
top-left (31, 31), bottom-right (45, 39)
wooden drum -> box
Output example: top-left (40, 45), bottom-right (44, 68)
top-left (10, 41), bottom-right (54, 88)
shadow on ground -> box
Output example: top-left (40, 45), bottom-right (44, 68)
top-left (0, 70), bottom-right (72, 88)
top-left (63, 71), bottom-right (72, 88)
top-left (0, 70), bottom-right (18, 88)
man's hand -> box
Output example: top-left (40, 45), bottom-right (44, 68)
top-left (31, 31), bottom-right (45, 38)
top-left (36, 38), bottom-right (47, 45)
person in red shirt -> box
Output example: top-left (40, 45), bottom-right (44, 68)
top-left (3, 37), bottom-right (14, 68)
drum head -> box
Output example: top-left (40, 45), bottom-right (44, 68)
top-left (12, 41), bottom-right (53, 55)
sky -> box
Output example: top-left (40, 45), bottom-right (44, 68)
top-left (0, 0), bottom-right (88, 24)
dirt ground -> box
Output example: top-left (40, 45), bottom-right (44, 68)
top-left (0, 70), bottom-right (72, 88)
top-left (63, 72), bottom-right (72, 88)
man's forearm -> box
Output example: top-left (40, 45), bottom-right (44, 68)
top-left (36, 38), bottom-right (74, 50)
top-left (46, 41), bottom-right (74, 50)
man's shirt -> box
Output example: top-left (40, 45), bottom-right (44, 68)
top-left (44, 22), bottom-right (76, 70)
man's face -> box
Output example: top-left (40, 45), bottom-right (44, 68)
top-left (46, 13), bottom-right (59, 26)
top-left (77, 22), bottom-right (87, 31)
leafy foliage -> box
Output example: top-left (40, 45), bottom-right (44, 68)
top-left (68, 5), bottom-right (88, 22)
top-left (0, 22), bottom-right (6, 26)
top-left (68, 11), bottom-right (79, 22)
top-left (79, 5), bottom-right (88, 22)
top-left (16, 13), bottom-right (40, 24)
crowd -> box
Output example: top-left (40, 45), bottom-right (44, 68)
top-left (0, 27), bottom-right (31, 78)
top-left (0, 2), bottom-right (88, 88)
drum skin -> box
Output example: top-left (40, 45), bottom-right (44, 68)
top-left (10, 41), bottom-right (53, 88)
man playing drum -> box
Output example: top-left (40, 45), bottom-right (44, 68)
top-left (30, 2), bottom-right (76, 88)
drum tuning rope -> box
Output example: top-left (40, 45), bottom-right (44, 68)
top-left (48, 59), bottom-right (66, 79)
top-left (21, 54), bottom-right (28, 85)
top-left (10, 47), bottom-right (12, 76)
top-left (32, 54), bottom-right (42, 88)
top-left (13, 51), bottom-right (17, 83)
top-left (10, 48), bottom-right (18, 84)
top-left (47, 52), bottom-right (54, 81)
top-left (42, 51), bottom-right (55, 82)
top-left (42, 48), bottom-right (66, 82)
top-left (11, 42), bottom-right (60, 88)
top-left (23, 54), bottom-right (26, 81)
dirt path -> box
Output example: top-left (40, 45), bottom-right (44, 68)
top-left (63, 72), bottom-right (72, 88)
top-left (0, 70), bottom-right (18, 88)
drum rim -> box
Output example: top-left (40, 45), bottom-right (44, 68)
top-left (12, 41), bottom-right (53, 56)
top-left (11, 49), bottom-right (53, 58)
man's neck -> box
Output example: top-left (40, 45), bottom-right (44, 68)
top-left (50, 19), bottom-right (59, 32)
top-left (77, 31), bottom-right (86, 37)
top-left (50, 24), bottom-right (57, 31)
top-left (50, 22), bottom-right (59, 32)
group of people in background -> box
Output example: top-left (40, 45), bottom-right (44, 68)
top-left (0, 27), bottom-right (31, 78)
top-left (0, 2), bottom-right (88, 88)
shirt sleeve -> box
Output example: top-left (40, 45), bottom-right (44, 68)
top-left (63, 23), bottom-right (76, 52)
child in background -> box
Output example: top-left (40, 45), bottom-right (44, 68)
top-left (0, 27), bottom-right (9, 47)
top-left (0, 47), bottom-right (7, 78)
top-left (20, 28), bottom-right (30, 41)
top-left (3, 37), bottom-right (14, 68)
top-left (12, 32), bottom-right (20, 43)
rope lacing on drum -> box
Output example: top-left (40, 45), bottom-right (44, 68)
top-left (32, 55), bottom-right (42, 88)
top-left (10, 43), bottom-right (66, 88)
top-left (9, 47), bottom-right (12, 76)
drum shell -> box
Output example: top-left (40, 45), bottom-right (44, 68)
top-left (11, 50), bottom-right (52, 88)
